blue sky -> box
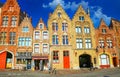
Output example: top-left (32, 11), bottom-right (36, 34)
top-left (0, 0), bottom-right (120, 28)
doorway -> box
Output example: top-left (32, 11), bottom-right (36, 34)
top-left (6, 52), bottom-right (13, 69)
top-left (34, 59), bottom-right (48, 70)
top-left (113, 57), bottom-right (117, 67)
top-left (79, 54), bottom-right (91, 68)
top-left (0, 51), bottom-right (13, 69)
top-left (63, 51), bottom-right (70, 69)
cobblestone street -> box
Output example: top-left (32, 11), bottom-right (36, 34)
top-left (0, 68), bottom-right (120, 77)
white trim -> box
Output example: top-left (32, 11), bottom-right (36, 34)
top-left (42, 43), bottom-right (49, 54)
top-left (0, 50), bottom-right (14, 69)
top-left (34, 30), bottom-right (40, 40)
top-left (42, 30), bottom-right (49, 40)
top-left (33, 43), bottom-right (40, 53)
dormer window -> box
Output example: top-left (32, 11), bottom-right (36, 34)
top-left (79, 16), bottom-right (84, 21)
top-left (40, 24), bottom-right (43, 29)
top-left (102, 29), bottom-right (106, 34)
top-left (58, 12), bottom-right (61, 18)
top-left (22, 26), bottom-right (29, 32)
top-left (9, 6), bottom-right (14, 12)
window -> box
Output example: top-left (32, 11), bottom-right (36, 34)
top-left (11, 16), bottom-right (17, 27)
top-left (25, 37), bottom-right (31, 46)
top-left (62, 35), bottom-right (68, 45)
top-left (40, 24), bottom-right (43, 29)
top-left (9, 6), bottom-right (14, 11)
top-left (22, 26), bottom-right (29, 32)
top-left (76, 38), bottom-right (83, 49)
top-left (62, 23), bottom-right (68, 32)
top-left (43, 31), bottom-right (48, 39)
top-left (76, 27), bottom-right (82, 33)
top-left (18, 37), bottom-right (31, 46)
top-left (99, 39), bottom-right (104, 48)
top-left (43, 44), bottom-right (48, 53)
top-left (84, 27), bottom-right (90, 33)
top-left (63, 51), bottom-right (69, 57)
top-left (0, 32), bottom-right (6, 44)
top-left (58, 12), bottom-right (61, 17)
top-left (34, 44), bottom-right (39, 53)
top-left (52, 23), bottom-right (58, 32)
top-left (85, 38), bottom-right (92, 48)
top-left (52, 35), bottom-right (58, 45)
top-left (2, 16), bottom-right (8, 26)
top-left (107, 39), bottom-right (112, 48)
top-left (100, 54), bottom-right (109, 65)
top-left (21, 38), bottom-right (25, 46)
top-left (53, 51), bottom-right (59, 63)
top-left (18, 37), bottom-right (22, 46)
top-left (9, 32), bottom-right (16, 45)
top-left (102, 29), bottom-right (106, 34)
top-left (35, 31), bottom-right (40, 39)
top-left (79, 16), bottom-right (84, 21)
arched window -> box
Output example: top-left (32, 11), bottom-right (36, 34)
top-left (100, 54), bottom-right (110, 65)
top-left (35, 31), bottom-right (40, 39)
top-left (43, 31), bottom-right (48, 39)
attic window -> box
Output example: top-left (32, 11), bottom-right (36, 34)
top-left (79, 16), bottom-right (84, 21)
top-left (102, 29), bottom-right (106, 34)
top-left (9, 6), bottom-right (14, 12)
top-left (40, 24), bottom-right (43, 29)
top-left (58, 12), bottom-right (61, 18)
top-left (22, 26), bottom-right (29, 32)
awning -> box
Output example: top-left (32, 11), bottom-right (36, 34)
top-left (16, 56), bottom-right (32, 59)
top-left (32, 56), bottom-right (48, 60)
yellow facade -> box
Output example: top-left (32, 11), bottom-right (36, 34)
top-left (48, 4), bottom-right (73, 69)
top-left (71, 6), bottom-right (97, 69)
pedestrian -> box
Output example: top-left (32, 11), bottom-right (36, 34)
top-left (48, 64), bottom-right (51, 74)
top-left (90, 62), bottom-right (93, 71)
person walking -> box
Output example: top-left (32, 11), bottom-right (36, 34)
top-left (90, 62), bottom-right (93, 71)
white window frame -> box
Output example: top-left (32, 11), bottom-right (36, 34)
top-left (42, 31), bottom-right (48, 40)
top-left (85, 38), bottom-right (92, 49)
top-left (84, 27), bottom-right (90, 34)
top-left (42, 43), bottom-right (49, 54)
top-left (34, 44), bottom-right (40, 53)
top-left (34, 31), bottom-right (40, 39)
top-left (76, 27), bottom-right (82, 33)
top-left (76, 38), bottom-right (83, 49)
top-left (100, 54), bottom-right (110, 65)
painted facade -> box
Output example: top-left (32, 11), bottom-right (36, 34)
top-left (71, 6), bottom-right (96, 69)
top-left (0, 0), bottom-right (25, 69)
top-left (48, 5), bottom-right (73, 69)
top-left (32, 18), bottom-right (49, 70)
top-left (96, 19), bottom-right (119, 68)
top-left (15, 16), bottom-right (33, 69)
top-left (110, 19), bottom-right (120, 65)
top-left (0, 0), bottom-right (120, 70)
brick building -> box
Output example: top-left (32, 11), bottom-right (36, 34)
top-left (0, 0), bottom-right (25, 69)
top-left (71, 6), bottom-right (96, 69)
top-left (15, 15), bottom-right (33, 69)
top-left (110, 18), bottom-right (120, 66)
top-left (48, 4), bottom-right (73, 69)
top-left (32, 18), bottom-right (49, 70)
top-left (96, 19), bottom-right (119, 68)
top-left (0, 0), bottom-right (120, 70)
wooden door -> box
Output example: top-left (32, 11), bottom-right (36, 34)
top-left (0, 51), bottom-right (7, 69)
top-left (63, 51), bottom-right (70, 69)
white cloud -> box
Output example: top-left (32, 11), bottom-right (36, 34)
top-left (91, 7), bottom-right (111, 27)
top-left (42, 0), bottom-right (111, 27)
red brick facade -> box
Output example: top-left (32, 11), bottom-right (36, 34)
top-left (96, 19), bottom-right (119, 68)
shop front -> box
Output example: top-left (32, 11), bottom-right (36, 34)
top-left (16, 52), bottom-right (32, 70)
top-left (32, 56), bottom-right (49, 71)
